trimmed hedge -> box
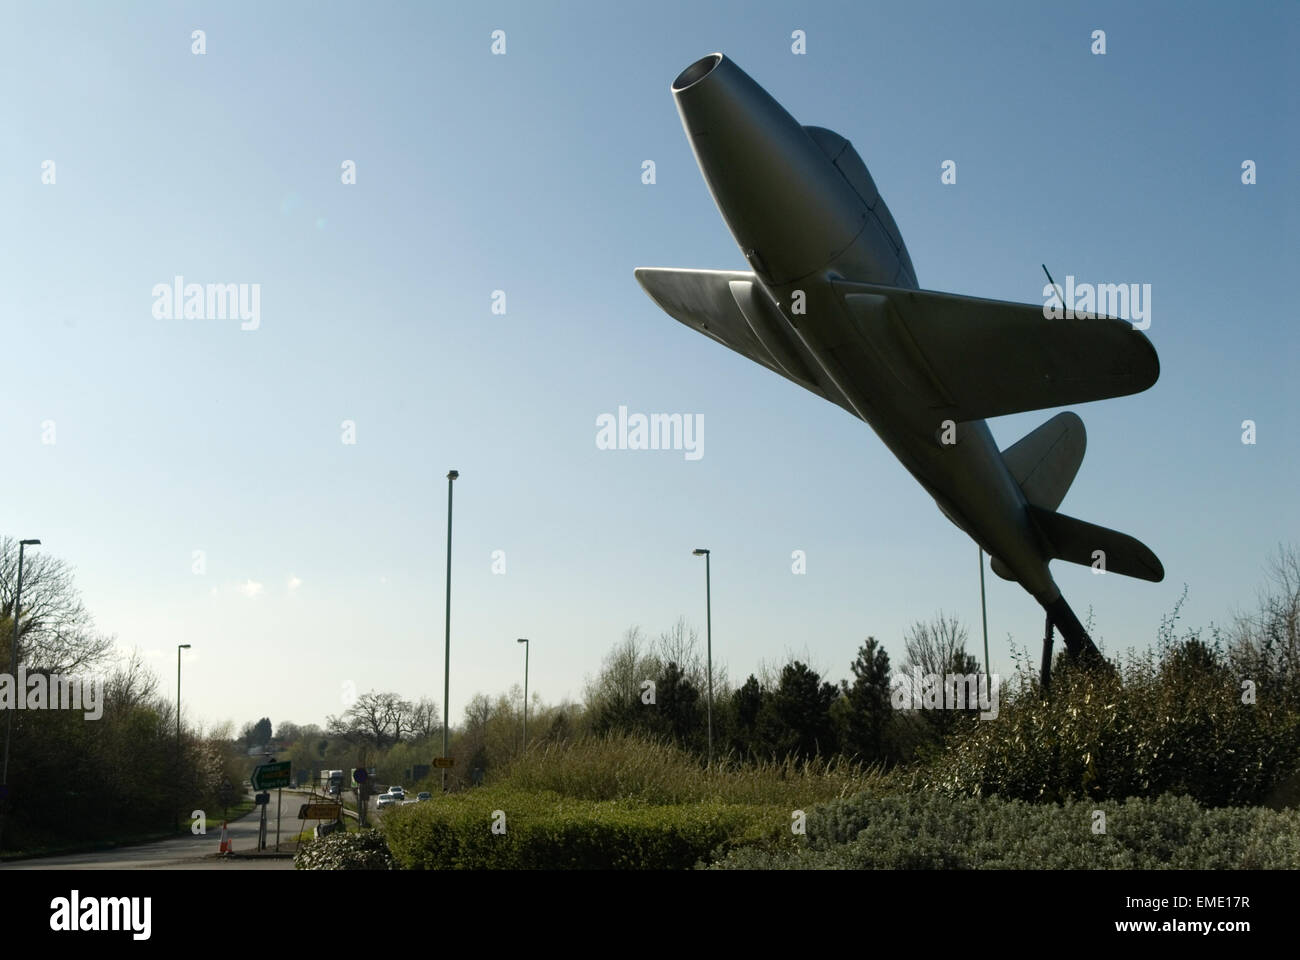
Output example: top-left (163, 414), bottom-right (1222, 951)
top-left (707, 792), bottom-right (1300, 869)
top-left (381, 788), bottom-right (786, 869)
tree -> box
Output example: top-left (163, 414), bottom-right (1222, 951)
top-left (0, 537), bottom-right (114, 672)
top-left (656, 617), bottom-right (705, 691)
top-left (408, 697), bottom-right (441, 741)
top-left (903, 613), bottom-right (980, 741)
top-left (651, 661), bottom-right (703, 748)
top-left (585, 627), bottom-right (660, 736)
top-left (842, 637), bottom-right (894, 764)
top-left (903, 612), bottom-right (972, 678)
top-left (250, 717), bottom-right (272, 747)
top-left (326, 692), bottom-right (411, 747)
top-left (1229, 544), bottom-right (1300, 705)
top-left (729, 675), bottom-right (763, 757)
top-left (756, 661), bottom-right (838, 762)
top-left (544, 710), bottom-right (572, 744)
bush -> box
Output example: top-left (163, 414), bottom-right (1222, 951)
top-left (493, 732), bottom-right (883, 806)
top-left (919, 628), bottom-right (1300, 806)
top-left (707, 792), bottom-right (1300, 869)
top-left (295, 828), bottom-right (396, 870)
top-left (381, 788), bottom-right (784, 869)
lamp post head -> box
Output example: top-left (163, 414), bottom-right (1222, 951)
top-left (447, 470), bottom-right (459, 481)
top-left (517, 638), bottom-right (528, 644)
top-left (178, 644), bottom-right (192, 650)
top-left (692, 548), bottom-right (709, 556)
top-left (20, 539), bottom-right (40, 546)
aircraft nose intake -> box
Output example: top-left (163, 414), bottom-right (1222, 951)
top-left (672, 53), bottom-right (723, 92)
top-left (671, 54), bottom-right (864, 285)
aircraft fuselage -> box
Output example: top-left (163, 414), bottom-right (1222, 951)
top-left (672, 53), bottom-right (1061, 604)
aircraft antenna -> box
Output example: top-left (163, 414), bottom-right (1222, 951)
top-left (1042, 264), bottom-right (1065, 314)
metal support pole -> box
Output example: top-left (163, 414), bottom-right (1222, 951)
top-left (1041, 613), bottom-right (1054, 691)
top-left (978, 548), bottom-right (990, 686)
top-left (442, 470), bottom-right (457, 792)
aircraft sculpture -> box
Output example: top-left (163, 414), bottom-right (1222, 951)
top-left (636, 54), bottom-right (1163, 682)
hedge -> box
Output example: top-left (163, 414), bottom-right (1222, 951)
top-left (381, 788), bottom-right (785, 869)
top-left (707, 792), bottom-right (1300, 869)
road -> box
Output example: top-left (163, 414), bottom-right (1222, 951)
top-left (0, 790), bottom-right (317, 870)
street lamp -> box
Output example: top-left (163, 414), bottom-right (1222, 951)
top-left (2, 539), bottom-right (40, 792)
top-left (442, 469), bottom-right (458, 793)
top-left (692, 548), bottom-right (713, 769)
top-left (177, 644), bottom-right (191, 752)
top-left (517, 639), bottom-right (529, 752)
top-left (174, 643), bottom-right (191, 833)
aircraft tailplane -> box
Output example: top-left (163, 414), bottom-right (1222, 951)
top-left (1028, 505), bottom-right (1165, 583)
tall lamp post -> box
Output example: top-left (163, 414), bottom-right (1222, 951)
top-left (692, 548), bottom-right (713, 769)
top-left (442, 469), bottom-right (458, 793)
top-left (176, 644), bottom-right (191, 752)
top-left (175, 643), bottom-right (191, 832)
top-left (517, 638), bottom-right (529, 752)
top-left (2, 538), bottom-right (40, 792)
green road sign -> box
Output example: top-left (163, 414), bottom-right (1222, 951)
top-left (251, 760), bottom-right (291, 790)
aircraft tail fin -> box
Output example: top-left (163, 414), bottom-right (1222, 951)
top-left (1028, 505), bottom-right (1164, 582)
top-left (1001, 412), bottom-right (1086, 511)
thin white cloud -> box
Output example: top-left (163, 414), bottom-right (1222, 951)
top-left (288, 575), bottom-right (302, 591)
top-left (238, 579), bottom-right (264, 598)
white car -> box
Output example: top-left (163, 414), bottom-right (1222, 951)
top-left (388, 785), bottom-right (405, 799)
top-left (376, 794), bottom-right (398, 809)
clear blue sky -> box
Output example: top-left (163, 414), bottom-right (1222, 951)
top-left (2, 1), bottom-right (1296, 734)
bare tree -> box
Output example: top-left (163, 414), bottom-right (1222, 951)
top-left (903, 611), bottom-right (974, 677)
top-left (583, 626), bottom-right (660, 720)
top-left (326, 690), bottom-right (411, 747)
top-left (0, 537), bottom-right (114, 672)
top-left (408, 697), bottom-right (441, 740)
top-left (102, 648), bottom-right (161, 714)
top-left (656, 617), bottom-right (703, 685)
top-left (1228, 544), bottom-right (1300, 702)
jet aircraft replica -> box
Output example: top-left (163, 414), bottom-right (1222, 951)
top-left (636, 54), bottom-right (1163, 679)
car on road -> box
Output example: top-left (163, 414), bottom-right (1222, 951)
top-left (417, 792), bottom-right (432, 802)
top-left (387, 785), bottom-right (405, 799)
top-left (376, 794), bottom-right (398, 809)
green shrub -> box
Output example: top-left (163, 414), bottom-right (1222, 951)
top-left (921, 631), bottom-right (1300, 806)
top-left (492, 732), bottom-right (884, 806)
top-left (707, 792), bottom-right (1300, 869)
top-left (381, 788), bottom-right (786, 869)
top-left (295, 828), bottom-right (396, 870)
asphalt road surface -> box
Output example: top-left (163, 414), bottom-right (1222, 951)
top-left (0, 790), bottom-right (316, 870)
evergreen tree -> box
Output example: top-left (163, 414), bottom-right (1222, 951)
top-left (843, 636), bottom-right (894, 764)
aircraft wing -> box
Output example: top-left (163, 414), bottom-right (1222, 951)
top-left (834, 281), bottom-right (1160, 422)
top-left (634, 267), bottom-right (858, 418)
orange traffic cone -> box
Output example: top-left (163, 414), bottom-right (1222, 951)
top-left (219, 821), bottom-right (231, 854)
